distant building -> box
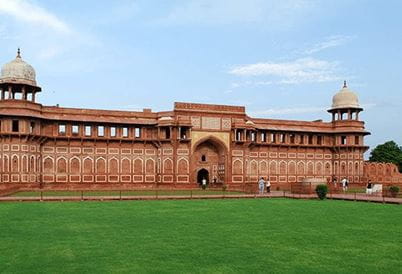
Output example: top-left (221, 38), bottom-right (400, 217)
top-left (0, 50), bottom-right (400, 190)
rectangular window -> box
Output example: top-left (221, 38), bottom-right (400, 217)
top-left (58, 124), bottom-right (66, 135)
top-left (12, 120), bottom-right (19, 132)
top-left (110, 127), bottom-right (116, 137)
top-left (72, 125), bottom-right (79, 135)
top-left (355, 136), bottom-right (359, 145)
top-left (280, 133), bottom-right (286, 143)
top-left (98, 126), bottom-right (104, 137)
top-left (30, 122), bottom-right (35, 133)
top-left (135, 127), bottom-right (141, 138)
top-left (261, 132), bottom-right (266, 142)
top-left (85, 125), bottom-right (92, 137)
top-left (300, 135), bottom-right (304, 144)
top-left (251, 131), bottom-right (256, 142)
top-left (180, 127), bottom-right (187, 139)
top-left (165, 128), bottom-right (170, 139)
top-left (122, 127), bottom-right (128, 137)
top-left (270, 133), bottom-right (276, 143)
top-left (341, 136), bottom-right (347, 145)
top-left (290, 134), bottom-right (295, 144)
top-left (236, 130), bottom-right (242, 141)
top-left (317, 136), bottom-right (322, 145)
top-left (308, 135), bottom-right (313, 145)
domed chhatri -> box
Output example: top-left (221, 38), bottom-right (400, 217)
top-left (328, 81), bottom-right (363, 122)
top-left (330, 81), bottom-right (361, 110)
top-left (0, 48), bottom-right (37, 87)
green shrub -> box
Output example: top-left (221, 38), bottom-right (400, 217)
top-left (389, 186), bottom-right (400, 197)
top-left (315, 184), bottom-right (328, 200)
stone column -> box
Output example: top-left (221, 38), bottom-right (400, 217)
top-left (22, 86), bottom-right (27, 100)
top-left (32, 92), bottom-right (36, 102)
top-left (8, 86), bottom-right (12, 99)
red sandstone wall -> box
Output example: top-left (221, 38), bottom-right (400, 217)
top-left (363, 162), bottom-right (402, 185)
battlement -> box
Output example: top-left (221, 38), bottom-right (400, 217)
top-left (174, 102), bottom-right (245, 114)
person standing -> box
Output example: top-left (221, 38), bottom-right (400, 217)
top-left (341, 177), bottom-right (347, 192)
top-left (202, 178), bottom-right (207, 190)
top-left (333, 177), bottom-right (337, 188)
top-left (266, 178), bottom-right (271, 193)
top-left (366, 180), bottom-right (373, 195)
top-left (258, 177), bottom-right (265, 195)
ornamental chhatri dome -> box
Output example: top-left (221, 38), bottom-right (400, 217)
top-left (0, 48), bottom-right (37, 87)
top-left (330, 81), bottom-right (360, 110)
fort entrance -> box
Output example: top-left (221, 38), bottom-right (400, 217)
top-left (191, 136), bottom-right (227, 185)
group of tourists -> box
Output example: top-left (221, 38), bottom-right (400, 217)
top-left (258, 177), bottom-right (271, 194)
top-left (333, 177), bottom-right (349, 192)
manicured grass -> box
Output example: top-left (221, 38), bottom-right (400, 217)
top-left (10, 190), bottom-right (242, 197)
top-left (0, 199), bottom-right (401, 273)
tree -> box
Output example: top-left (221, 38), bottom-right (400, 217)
top-left (369, 141), bottom-right (402, 172)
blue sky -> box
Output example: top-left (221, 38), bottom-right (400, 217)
top-left (0, 0), bottom-right (401, 155)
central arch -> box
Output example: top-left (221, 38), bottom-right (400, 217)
top-left (191, 135), bottom-right (228, 185)
top-left (197, 168), bottom-right (209, 185)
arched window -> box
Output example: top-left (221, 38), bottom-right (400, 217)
top-left (201, 155), bottom-right (206, 162)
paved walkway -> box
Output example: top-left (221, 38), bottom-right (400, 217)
top-left (0, 191), bottom-right (401, 204)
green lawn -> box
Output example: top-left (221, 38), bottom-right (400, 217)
top-left (0, 199), bottom-right (401, 273)
top-left (10, 190), bottom-right (242, 197)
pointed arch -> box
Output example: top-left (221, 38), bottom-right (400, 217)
top-left (133, 158), bottom-right (143, 174)
top-left (259, 160), bottom-right (268, 175)
top-left (325, 161), bottom-right (332, 175)
top-left (121, 157), bottom-right (131, 174)
top-left (22, 155), bottom-right (28, 173)
top-left (145, 158), bottom-right (155, 174)
top-left (109, 157), bottom-right (119, 174)
top-left (249, 160), bottom-right (258, 175)
top-left (43, 156), bottom-right (54, 173)
top-left (297, 161), bottom-right (305, 175)
top-left (11, 155), bottom-right (19, 173)
top-left (232, 159), bottom-right (243, 175)
top-left (307, 161), bottom-right (314, 175)
top-left (56, 157), bottom-right (67, 173)
top-left (288, 161), bottom-right (296, 175)
top-left (3, 155), bottom-right (9, 172)
top-left (83, 157), bottom-right (93, 174)
top-left (270, 161), bottom-right (277, 175)
top-left (163, 158), bottom-right (173, 174)
top-left (316, 162), bottom-right (323, 176)
top-left (96, 157), bottom-right (106, 173)
top-left (279, 161), bottom-right (287, 175)
top-left (70, 157), bottom-right (80, 174)
top-left (30, 155), bottom-right (35, 172)
top-left (177, 157), bottom-right (189, 174)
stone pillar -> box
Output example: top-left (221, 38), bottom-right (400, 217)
top-left (356, 111), bottom-right (359, 121)
top-left (0, 88), bottom-right (4, 100)
top-left (8, 86), bottom-right (12, 99)
top-left (347, 110), bottom-right (352, 120)
top-left (32, 92), bottom-right (36, 102)
top-left (22, 86), bottom-right (27, 100)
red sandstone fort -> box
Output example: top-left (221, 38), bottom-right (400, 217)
top-left (0, 50), bottom-right (401, 191)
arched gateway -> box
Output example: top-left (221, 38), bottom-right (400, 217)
top-left (191, 136), bottom-right (228, 186)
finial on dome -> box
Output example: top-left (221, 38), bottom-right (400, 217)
top-left (17, 48), bottom-right (21, 58)
top-left (343, 80), bottom-right (347, 88)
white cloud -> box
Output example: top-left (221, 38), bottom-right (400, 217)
top-left (229, 57), bottom-right (342, 84)
top-left (303, 35), bottom-right (354, 55)
top-left (0, 0), bottom-right (70, 33)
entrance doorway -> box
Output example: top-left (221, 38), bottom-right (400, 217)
top-left (197, 168), bottom-right (209, 185)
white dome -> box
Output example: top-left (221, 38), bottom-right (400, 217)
top-left (0, 49), bottom-right (37, 86)
top-left (330, 81), bottom-right (360, 110)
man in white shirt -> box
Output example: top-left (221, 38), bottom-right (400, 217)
top-left (258, 177), bottom-right (265, 195)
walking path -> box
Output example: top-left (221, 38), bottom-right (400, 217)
top-left (0, 191), bottom-right (401, 204)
